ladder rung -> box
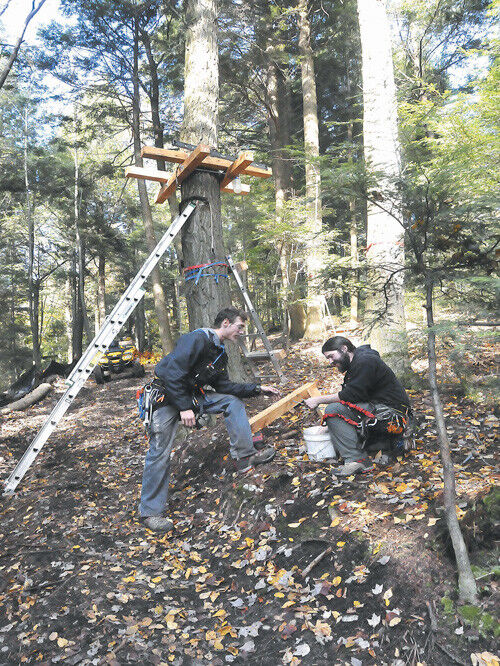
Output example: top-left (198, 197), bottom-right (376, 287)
top-left (244, 349), bottom-right (285, 361)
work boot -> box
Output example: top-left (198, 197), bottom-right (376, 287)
top-left (252, 433), bottom-right (266, 450)
top-left (335, 458), bottom-right (374, 477)
top-left (236, 446), bottom-right (276, 473)
top-left (142, 516), bottom-right (174, 532)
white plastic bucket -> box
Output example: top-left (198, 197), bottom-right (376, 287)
top-left (303, 425), bottom-right (336, 461)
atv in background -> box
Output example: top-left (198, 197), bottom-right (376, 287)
top-left (92, 338), bottom-right (145, 384)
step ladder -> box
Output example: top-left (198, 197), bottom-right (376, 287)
top-left (226, 255), bottom-right (286, 383)
top-left (3, 203), bottom-right (197, 496)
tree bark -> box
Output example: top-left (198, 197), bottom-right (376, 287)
top-left (96, 250), bottom-right (106, 333)
top-left (357, 0), bottom-right (409, 374)
top-left (298, 0), bottom-right (326, 340)
top-left (348, 121), bottom-right (359, 326)
top-left (24, 107), bottom-right (41, 368)
top-left (180, 0), bottom-right (248, 380)
top-left (73, 130), bottom-right (91, 344)
top-left (132, 15), bottom-right (174, 355)
top-left (265, 50), bottom-right (294, 338)
top-left (425, 278), bottom-right (477, 603)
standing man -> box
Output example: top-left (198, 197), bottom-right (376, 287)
top-left (139, 306), bottom-right (279, 531)
top-left (304, 336), bottom-right (411, 476)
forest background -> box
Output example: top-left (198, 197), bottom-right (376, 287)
top-left (0, 0), bottom-right (497, 384)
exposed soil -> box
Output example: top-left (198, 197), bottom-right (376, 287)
top-left (0, 339), bottom-right (498, 665)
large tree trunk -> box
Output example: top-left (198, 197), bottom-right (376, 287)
top-left (425, 278), bottom-right (477, 603)
top-left (265, 50), bottom-right (294, 338)
top-left (348, 121), bottom-right (360, 326)
top-left (132, 16), bottom-right (174, 355)
top-left (357, 0), bottom-right (409, 374)
top-left (298, 0), bottom-right (326, 341)
top-left (180, 0), bottom-right (247, 380)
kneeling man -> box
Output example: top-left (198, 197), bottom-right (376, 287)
top-left (305, 336), bottom-right (411, 476)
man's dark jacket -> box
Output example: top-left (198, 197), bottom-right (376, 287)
top-left (154, 329), bottom-right (260, 412)
top-left (338, 345), bottom-right (410, 412)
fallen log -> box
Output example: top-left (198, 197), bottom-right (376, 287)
top-left (0, 383), bottom-right (52, 414)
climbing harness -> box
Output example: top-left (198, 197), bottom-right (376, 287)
top-left (321, 401), bottom-right (414, 452)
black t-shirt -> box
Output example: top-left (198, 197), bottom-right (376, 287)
top-left (338, 345), bottom-right (410, 411)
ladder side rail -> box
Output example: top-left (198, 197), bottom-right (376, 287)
top-left (66, 289), bottom-right (145, 385)
top-left (227, 255), bottom-right (285, 382)
top-left (2, 291), bottom-right (146, 496)
top-left (66, 203), bottom-right (196, 385)
top-left (4, 204), bottom-right (197, 496)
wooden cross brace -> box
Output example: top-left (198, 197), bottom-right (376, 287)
top-left (249, 381), bottom-right (324, 434)
top-left (125, 143), bottom-right (272, 204)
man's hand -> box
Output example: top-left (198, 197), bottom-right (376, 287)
top-left (260, 385), bottom-right (280, 396)
top-left (180, 409), bottom-right (196, 427)
top-left (304, 396), bottom-right (322, 409)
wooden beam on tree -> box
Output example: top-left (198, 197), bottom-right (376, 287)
top-left (221, 180), bottom-right (250, 195)
top-left (249, 381), bottom-right (318, 433)
top-left (155, 144), bottom-right (211, 204)
top-left (220, 151), bottom-right (253, 189)
top-left (125, 165), bottom-right (169, 183)
top-left (141, 145), bottom-right (272, 179)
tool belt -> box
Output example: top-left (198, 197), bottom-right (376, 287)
top-left (321, 401), bottom-right (414, 452)
top-left (136, 377), bottom-right (210, 429)
top-left (136, 377), bottom-right (167, 426)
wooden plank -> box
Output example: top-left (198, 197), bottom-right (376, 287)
top-left (249, 381), bottom-right (317, 434)
top-left (221, 180), bottom-right (250, 195)
top-left (306, 384), bottom-right (325, 416)
top-left (155, 144), bottom-right (210, 204)
top-left (142, 145), bottom-right (272, 179)
top-left (245, 349), bottom-right (286, 361)
top-left (125, 165), bottom-right (169, 183)
top-left (220, 151), bottom-right (253, 189)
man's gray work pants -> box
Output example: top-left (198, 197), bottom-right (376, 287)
top-left (139, 392), bottom-right (255, 518)
top-left (324, 401), bottom-right (376, 462)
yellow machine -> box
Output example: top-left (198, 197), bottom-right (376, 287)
top-left (92, 337), bottom-right (145, 384)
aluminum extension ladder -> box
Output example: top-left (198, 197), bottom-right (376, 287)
top-left (3, 203), bottom-right (196, 496)
top-left (226, 255), bottom-right (286, 383)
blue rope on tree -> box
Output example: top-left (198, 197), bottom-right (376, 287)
top-left (183, 261), bottom-right (229, 285)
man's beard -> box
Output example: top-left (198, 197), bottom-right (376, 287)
top-left (335, 351), bottom-right (351, 373)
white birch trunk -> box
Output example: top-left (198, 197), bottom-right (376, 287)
top-left (357, 0), bottom-right (409, 373)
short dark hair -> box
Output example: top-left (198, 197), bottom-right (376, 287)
top-left (214, 307), bottom-right (248, 328)
top-left (321, 336), bottom-right (356, 354)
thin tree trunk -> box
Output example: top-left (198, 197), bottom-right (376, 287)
top-left (425, 278), bottom-right (477, 603)
top-left (132, 15), bottom-right (174, 355)
top-left (24, 107), bottom-right (41, 367)
top-left (298, 0), bottom-right (326, 340)
top-left (73, 135), bottom-right (91, 343)
top-left (180, 0), bottom-right (247, 380)
top-left (71, 251), bottom-right (83, 361)
top-left (357, 0), bottom-right (409, 374)
top-left (96, 250), bottom-right (106, 333)
top-left (65, 272), bottom-right (72, 363)
top-left (0, 0), bottom-right (47, 90)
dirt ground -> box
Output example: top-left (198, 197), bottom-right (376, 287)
top-left (0, 338), bottom-right (498, 665)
